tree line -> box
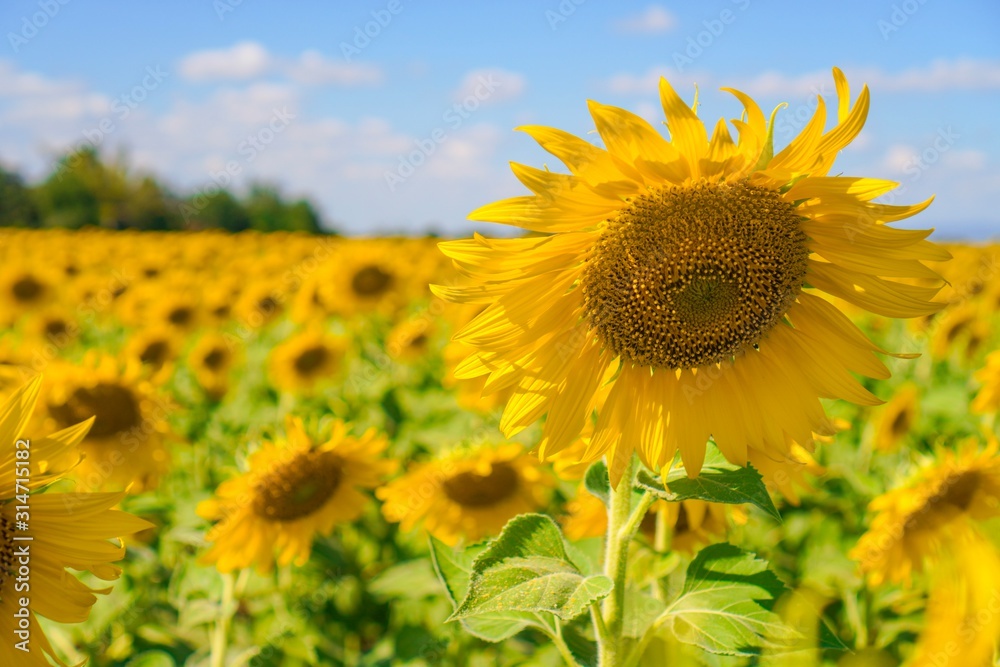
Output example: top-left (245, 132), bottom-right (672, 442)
top-left (0, 147), bottom-right (331, 233)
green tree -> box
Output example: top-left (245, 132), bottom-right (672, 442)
top-left (0, 162), bottom-right (40, 227)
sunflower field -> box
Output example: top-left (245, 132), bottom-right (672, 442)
top-left (2, 73), bottom-right (1000, 667)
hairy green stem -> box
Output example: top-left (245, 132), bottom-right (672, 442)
top-left (211, 571), bottom-right (236, 667)
top-left (599, 455), bottom-right (637, 666)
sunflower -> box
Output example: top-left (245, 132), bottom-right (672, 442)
top-left (972, 350), bottom-right (1000, 415)
top-left (386, 315), bottom-right (434, 362)
top-left (930, 302), bottom-right (978, 361)
top-left (562, 485), bottom-right (730, 554)
top-left (189, 332), bottom-right (238, 399)
top-left (268, 328), bottom-right (347, 394)
top-left (378, 443), bottom-right (555, 546)
top-left (124, 325), bottom-right (178, 379)
top-left (40, 354), bottom-right (172, 493)
top-left (0, 376), bottom-right (153, 667)
top-left (198, 417), bottom-right (395, 572)
top-left (21, 309), bottom-right (78, 351)
top-left (435, 68), bottom-right (946, 485)
top-left (320, 242), bottom-right (405, 316)
top-left (850, 438), bottom-right (1000, 587)
top-left (233, 281), bottom-right (286, 330)
top-left (747, 440), bottom-right (825, 506)
top-left (148, 290), bottom-right (202, 333)
top-left (871, 384), bottom-right (920, 452)
top-left (0, 266), bottom-right (57, 325)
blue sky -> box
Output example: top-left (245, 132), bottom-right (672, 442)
top-left (1, 0), bottom-right (998, 237)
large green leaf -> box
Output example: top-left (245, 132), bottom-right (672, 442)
top-left (659, 543), bottom-right (800, 656)
top-left (449, 514), bottom-right (613, 622)
top-left (636, 448), bottom-right (780, 522)
top-left (428, 535), bottom-right (533, 642)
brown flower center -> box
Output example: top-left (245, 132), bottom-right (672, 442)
top-left (12, 276), bottom-right (44, 303)
top-left (140, 340), bottom-right (170, 367)
top-left (294, 345), bottom-right (329, 375)
top-left (351, 265), bottom-right (394, 297)
top-left (443, 461), bottom-right (519, 507)
top-left (168, 306), bottom-right (194, 327)
top-left (582, 180), bottom-right (808, 370)
top-left (251, 450), bottom-right (343, 521)
top-left (203, 348), bottom-right (228, 371)
top-left (49, 383), bottom-right (142, 438)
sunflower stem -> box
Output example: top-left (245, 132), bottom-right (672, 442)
top-left (211, 571), bottom-right (237, 667)
top-left (600, 454), bottom-right (637, 667)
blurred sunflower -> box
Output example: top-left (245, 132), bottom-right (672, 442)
top-left (198, 417), bottom-right (395, 572)
top-left (747, 440), bottom-right (826, 506)
top-left (386, 316), bottom-right (434, 362)
top-left (21, 309), bottom-right (78, 351)
top-left (0, 265), bottom-right (57, 324)
top-left (562, 485), bottom-right (731, 553)
top-left (189, 332), bottom-right (238, 399)
top-left (233, 281), bottom-right (286, 329)
top-left (972, 350), bottom-right (1000, 415)
top-left (322, 243), bottom-right (404, 316)
top-left (436, 68), bottom-right (946, 485)
top-left (268, 328), bottom-right (347, 394)
top-left (124, 325), bottom-right (178, 379)
top-left (930, 302), bottom-right (978, 361)
top-left (871, 384), bottom-right (920, 452)
top-left (850, 438), bottom-right (1000, 586)
top-left (0, 376), bottom-right (153, 667)
top-left (41, 354), bottom-right (172, 493)
top-left (148, 290), bottom-right (202, 333)
top-left (378, 443), bottom-right (555, 546)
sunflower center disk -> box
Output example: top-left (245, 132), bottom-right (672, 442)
top-left (294, 346), bottom-right (329, 375)
top-left (443, 462), bottom-right (518, 508)
top-left (252, 450), bottom-right (343, 521)
top-left (352, 265), bottom-right (394, 297)
top-left (50, 384), bottom-right (143, 438)
top-left (582, 180), bottom-right (809, 369)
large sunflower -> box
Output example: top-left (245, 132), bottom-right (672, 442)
top-left (0, 376), bottom-right (153, 667)
top-left (198, 417), bottom-right (395, 573)
top-left (435, 68), bottom-right (947, 485)
top-left (378, 443), bottom-right (555, 546)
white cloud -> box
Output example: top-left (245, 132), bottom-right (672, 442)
top-left (942, 149), bottom-right (987, 171)
top-left (286, 50), bottom-right (382, 86)
top-left (178, 41), bottom-right (272, 81)
top-left (178, 42), bottom-right (381, 86)
top-left (451, 68), bottom-right (525, 105)
top-left (603, 58), bottom-right (1000, 98)
top-left (881, 144), bottom-right (919, 173)
top-left (614, 5), bottom-right (677, 34)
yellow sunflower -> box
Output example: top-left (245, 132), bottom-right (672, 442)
top-left (268, 328), bottom-right (347, 394)
top-left (40, 354), bottom-right (172, 493)
top-left (435, 68), bottom-right (947, 486)
top-left (871, 384), bottom-right (920, 452)
top-left (198, 417), bottom-right (395, 572)
top-left (378, 443), bottom-right (555, 546)
top-left (319, 242), bottom-right (405, 316)
top-left (972, 350), bottom-right (1000, 415)
top-left (850, 438), bottom-right (1000, 587)
top-left (0, 265), bottom-right (57, 325)
top-left (189, 332), bottom-right (238, 399)
top-left (124, 325), bottom-right (178, 379)
top-left (0, 376), bottom-right (153, 667)
top-left (233, 281), bottom-right (286, 330)
top-left (386, 315), bottom-right (435, 362)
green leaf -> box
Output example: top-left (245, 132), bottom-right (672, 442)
top-left (428, 535), bottom-right (533, 642)
top-left (450, 514), bottom-right (613, 622)
top-left (636, 449), bottom-right (780, 522)
top-left (368, 557), bottom-right (443, 600)
top-left (584, 460), bottom-right (610, 505)
top-left (659, 543), bottom-right (800, 656)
